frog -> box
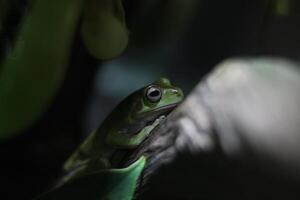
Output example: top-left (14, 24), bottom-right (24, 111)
top-left (61, 77), bottom-right (184, 184)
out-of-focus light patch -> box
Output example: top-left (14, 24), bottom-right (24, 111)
top-left (273, 0), bottom-right (290, 17)
top-left (95, 60), bottom-right (164, 98)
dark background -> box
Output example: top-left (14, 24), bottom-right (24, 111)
top-left (1, 0), bottom-right (300, 199)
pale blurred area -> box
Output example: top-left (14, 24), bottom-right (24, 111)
top-left (203, 58), bottom-right (300, 178)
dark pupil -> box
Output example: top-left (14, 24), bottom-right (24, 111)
top-left (150, 90), bottom-right (160, 97)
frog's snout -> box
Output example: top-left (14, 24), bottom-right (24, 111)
top-left (171, 88), bottom-right (184, 98)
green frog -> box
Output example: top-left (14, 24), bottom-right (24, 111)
top-left (61, 77), bottom-right (184, 183)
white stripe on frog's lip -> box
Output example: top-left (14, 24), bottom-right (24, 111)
top-left (148, 103), bottom-right (180, 114)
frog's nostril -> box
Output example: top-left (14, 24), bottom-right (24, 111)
top-left (171, 89), bottom-right (177, 94)
top-left (171, 89), bottom-right (182, 96)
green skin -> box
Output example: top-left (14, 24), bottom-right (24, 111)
top-left (62, 78), bottom-right (184, 183)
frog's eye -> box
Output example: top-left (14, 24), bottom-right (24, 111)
top-left (145, 86), bottom-right (162, 103)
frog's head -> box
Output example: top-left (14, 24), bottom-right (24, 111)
top-left (133, 77), bottom-right (184, 121)
top-left (105, 77), bottom-right (184, 149)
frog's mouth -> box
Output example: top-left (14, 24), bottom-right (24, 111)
top-left (140, 102), bottom-right (180, 121)
top-left (151, 103), bottom-right (179, 114)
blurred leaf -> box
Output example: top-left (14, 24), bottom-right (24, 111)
top-left (268, 0), bottom-right (291, 17)
top-left (81, 0), bottom-right (128, 59)
top-left (0, 0), bottom-right (84, 139)
top-left (276, 0), bottom-right (290, 16)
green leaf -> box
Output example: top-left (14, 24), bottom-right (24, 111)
top-left (35, 156), bottom-right (146, 200)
